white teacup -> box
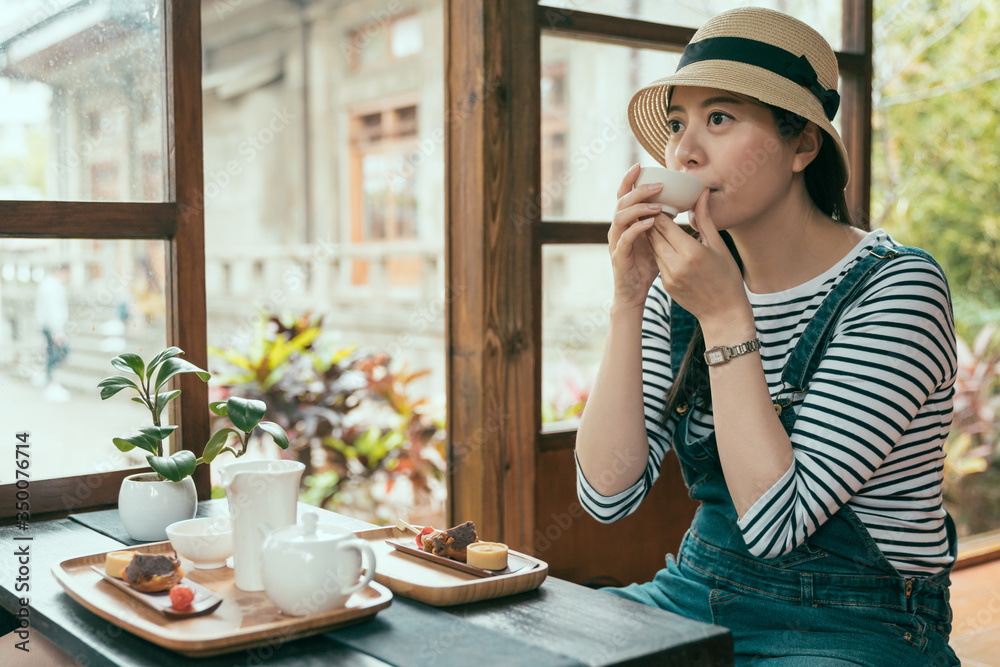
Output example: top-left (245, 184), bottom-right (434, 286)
top-left (634, 167), bottom-right (706, 215)
top-left (259, 512), bottom-right (376, 616)
top-left (166, 516), bottom-right (233, 569)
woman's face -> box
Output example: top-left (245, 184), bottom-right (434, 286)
top-left (663, 86), bottom-right (800, 231)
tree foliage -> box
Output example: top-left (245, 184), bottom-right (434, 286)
top-left (872, 0), bottom-right (1000, 339)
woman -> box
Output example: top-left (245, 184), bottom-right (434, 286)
top-left (575, 8), bottom-right (960, 666)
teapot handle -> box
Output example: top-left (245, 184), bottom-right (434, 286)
top-left (338, 540), bottom-right (376, 596)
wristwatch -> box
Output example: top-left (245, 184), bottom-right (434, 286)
top-left (703, 338), bottom-right (761, 366)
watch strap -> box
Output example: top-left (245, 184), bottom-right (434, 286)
top-left (704, 338), bottom-right (761, 366)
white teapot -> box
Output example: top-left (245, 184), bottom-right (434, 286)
top-left (259, 511), bottom-right (376, 616)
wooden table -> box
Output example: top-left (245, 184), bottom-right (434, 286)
top-left (0, 503), bottom-right (733, 666)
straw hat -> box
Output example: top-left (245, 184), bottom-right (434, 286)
top-left (628, 7), bottom-right (849, 187)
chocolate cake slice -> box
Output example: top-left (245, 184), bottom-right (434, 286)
top-left (425, 520), bottom-right (478, 562)
top-left (123, 553), bottom-right (182, 592)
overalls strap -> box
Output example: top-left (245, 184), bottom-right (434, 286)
top-left (669, 244), bottom-right (946, 405)
top-left (779, 244), bottom-right (946, 395)
top-left (666, 242), bottom-right (957, 581)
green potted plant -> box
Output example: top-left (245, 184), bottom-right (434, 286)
top-left (98, 347), bottom-right (289, 541)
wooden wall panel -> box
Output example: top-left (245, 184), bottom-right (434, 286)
top-left (533, 447), bottom-right (699, 587)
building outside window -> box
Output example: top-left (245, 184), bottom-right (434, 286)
top-left (349, 11), bottom-right (423, 71)
top-left (350, 103), bottom-right (420, 287)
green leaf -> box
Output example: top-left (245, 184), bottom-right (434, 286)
top-left (227, 397), bottom-right (266, 432)
top-left (113, 433), bottom-right (160, 455)
top-left (154, 357), bottom-right (211, 392)
top-left (210, 486), bottom-right (227, 499)
top-left (258, 421), bottom-right (289, 449)
top-left (208, 346), bottom-right (254, 370)
top-left (300, 470), bottom-right (340, 506)
top-left (383, 430), bottom-right (404, 451)
top-left (146, 347), bottom-right (184, 380)
top-left (111, 353), bottom-right (145, 379)
top-left (112, 437), bottom-right (137, 453)
top-left (147, 450), bottom-right (197, 482)
top-left (130, 396), bottom-right (148, 407)
top-left (356, 426), bottom-right (380, 455)
top-left (97, 376), bottom-right (139, 400)
top-left (202, 428), bottom-right (241, 463)
top-left (209, 400), bottom-right (229, 417)
top-left (153, 390), bottom-right (182, 421)
top-left (139, 425), bottom-right (178, 441)
top-left (269, 329), bottom-right (321, 373)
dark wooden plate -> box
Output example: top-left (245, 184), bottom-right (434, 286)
top-left (90, 566), bottom-right (223, 618)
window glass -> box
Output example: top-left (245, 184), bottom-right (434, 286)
top-left (349, 10), bottom-right (423, 70)
top-left (0, 0), bottom-right (166, 201)
top-left (0, 238), bottom-right (168, 482)
top-left (391, 14), bottom-right (423, 58)
top-left (541, 35), bottom-right (842, 223)
top-left (539, 0), bottom-right (842, 51)
top-left (202, 0), bottom-right (445, 529)
top-left (872, 0), bottom-right (1000, 541)
top-left (542, 245), bottom-right (614, 431)
top-left (541, 37), bottom-right (681, 222)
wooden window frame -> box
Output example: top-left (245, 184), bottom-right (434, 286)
top-left (445, 0), bottom-right (1000, 572)
top-left (0, 0), bottom-right (209, 520)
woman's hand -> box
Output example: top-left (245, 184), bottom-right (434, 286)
top-left (647, 189), bottom-right (751, 333)
top-left (610, 164), bottom-right (666, 311)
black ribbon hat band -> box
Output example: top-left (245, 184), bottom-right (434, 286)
top-left (676, 36), bottom-right (841, 120)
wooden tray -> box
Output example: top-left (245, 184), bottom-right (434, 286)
top-left (385, 540), bottom-right (536, 577)
top-left (355, 526), bottom-right (548, 607)
top-left (52, 542), bottom-right (393, 658)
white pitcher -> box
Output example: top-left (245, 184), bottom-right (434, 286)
top-left (219, 459), bottom-right (305, 591)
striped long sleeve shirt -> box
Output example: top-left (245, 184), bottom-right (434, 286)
top-left (577, 229), bottom-right (958, 577)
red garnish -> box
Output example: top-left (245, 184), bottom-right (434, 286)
top-left (169, 585), bottom-right (195, 611)
top-left (416, 526), bottom-right (434, 548)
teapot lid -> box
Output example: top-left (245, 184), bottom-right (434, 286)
top-left (271, 511), bottom-right (351, 544)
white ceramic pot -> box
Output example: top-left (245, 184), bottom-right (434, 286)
top-left (118, 472), bottom-right (197, 542)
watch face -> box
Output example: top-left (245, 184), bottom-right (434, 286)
top-left (706, 348), bottom-right (726, 365)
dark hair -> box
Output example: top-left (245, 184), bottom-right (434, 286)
top-left (660, 104), bottom-right (866, 426)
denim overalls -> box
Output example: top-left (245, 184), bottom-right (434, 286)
top-left (606, 245), bottom-right (961, 666)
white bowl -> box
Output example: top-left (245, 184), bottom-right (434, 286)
top-left (166, 517), bottom-right (233, 569)
top-left (635, 167), bottom-right (706, 215)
